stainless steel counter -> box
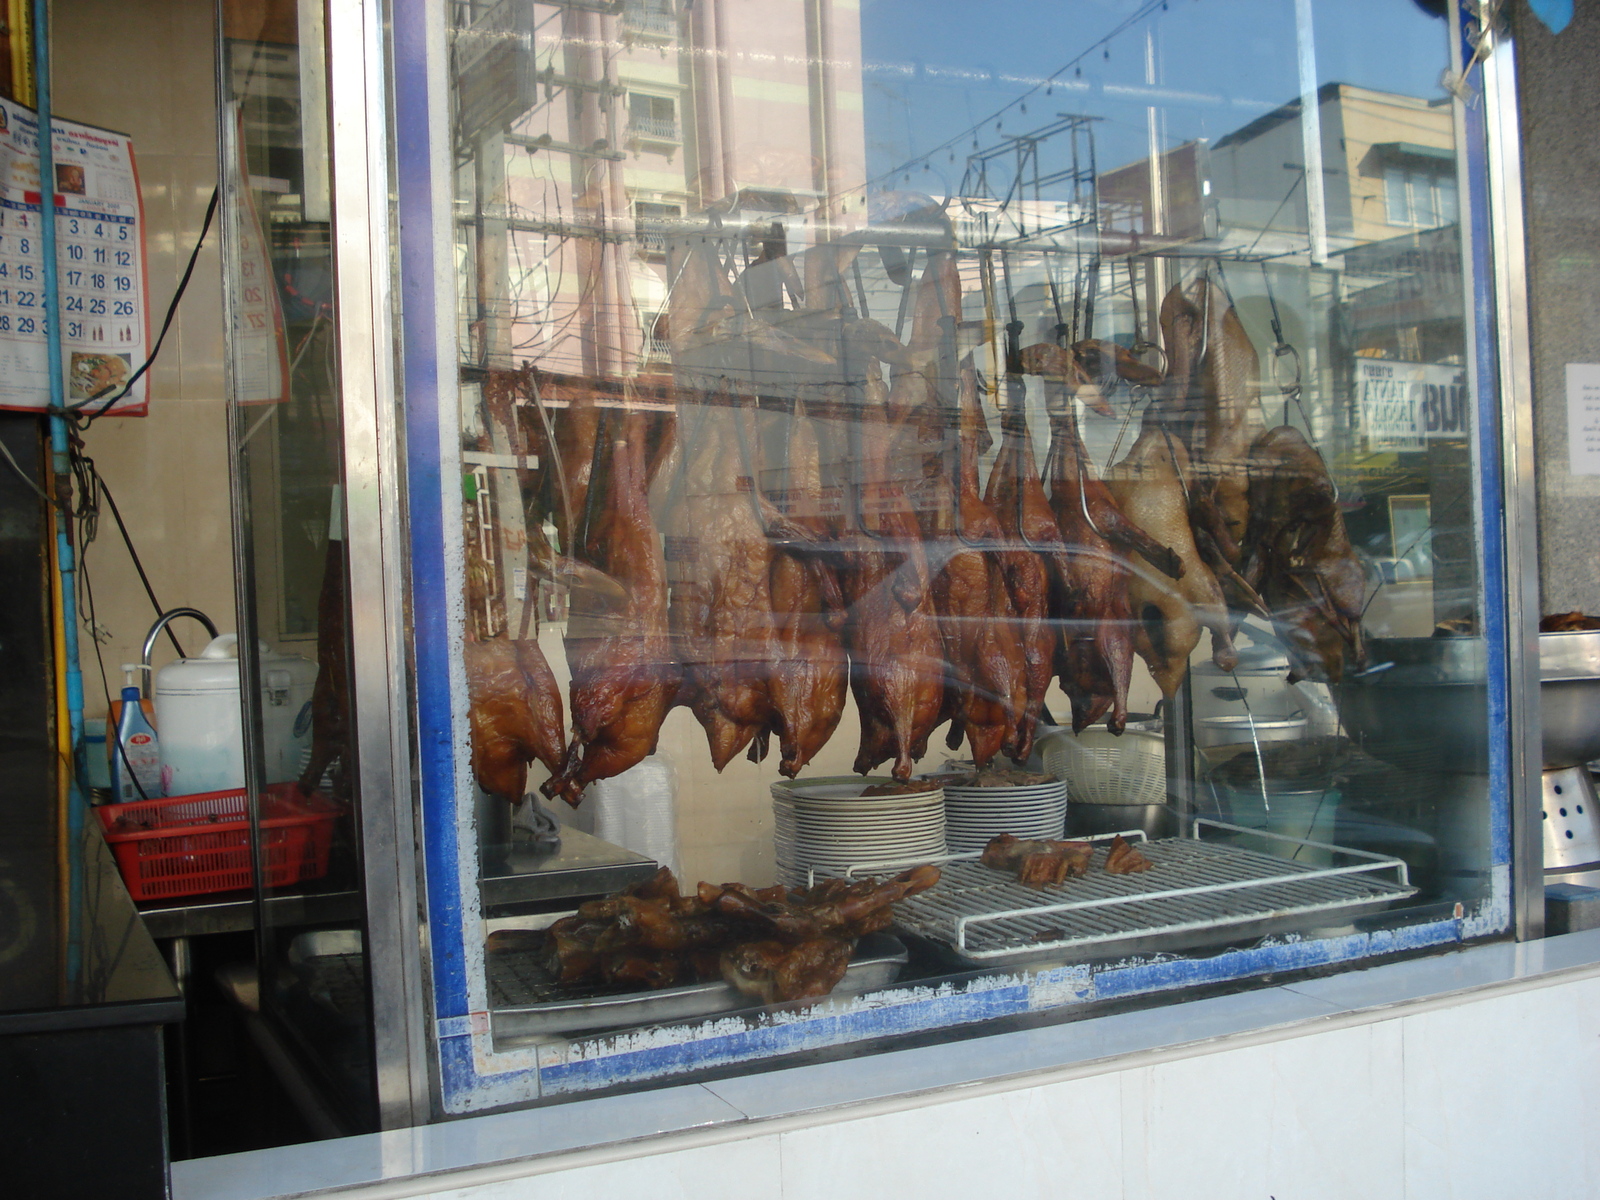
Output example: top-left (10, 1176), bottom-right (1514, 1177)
top-left (137, 887), bottom-right (364, 942)
top-left (479, 826), bottom-right (658, 911)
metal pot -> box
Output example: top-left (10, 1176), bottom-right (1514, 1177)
top-left (1539, 631), bottom-right (1600, 768)
top-left (1193, 712), bottom-right (1308, 749)
top-left (1334, 637), bottom-right (1489, 775)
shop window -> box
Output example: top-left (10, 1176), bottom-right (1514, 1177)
top-left (391, 0), bottom-right (1514, 1118)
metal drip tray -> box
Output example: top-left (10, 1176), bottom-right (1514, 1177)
top-left (489, 931), bottom-right (909, 1041)
top-left (891, 825), bottom-right (1417, 968)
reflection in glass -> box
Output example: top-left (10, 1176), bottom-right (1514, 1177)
top-left (436, 0), bottom-right (1498, 1076)
top-left (223, 0), bottom-right (373, 1129)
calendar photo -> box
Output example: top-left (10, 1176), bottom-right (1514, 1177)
top-left (0, 96), bottom-right (149, 414)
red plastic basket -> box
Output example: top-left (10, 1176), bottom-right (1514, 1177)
top-left (96, 783), bottom-right (342, 902)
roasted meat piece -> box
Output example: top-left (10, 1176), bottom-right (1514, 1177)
top-left (922, 357), bottom-right (1028, 765)
top-left (464, 636), bottom-right (569, 803)
top-left (544, 412), bottom-right (680, 805)
top-left (1541, 612), bottom-right (1600, 632)
top-left (533, 865), bottom-right (938, 1001)
top-left (657, 397), bottom-right (782, 770)
top-left (1240, 426), bottom-right (1367, 682)
top-left (1107, 424), bottom-right (1239, 697)
top-left (763, 406), bottom-right (848, 777)
top-left (984, 400), bottom-right (1060, 761)
top-left (1104, 834), bottom-right (1153, 875)
top-left (980, 832), bottom-right (1094, 887)
top-left (840, 374), bottom-right (946, 779)
top-left (721, 937), bottom-right (855, 1004)
top-left (703, 864), bottom-right (941, 942)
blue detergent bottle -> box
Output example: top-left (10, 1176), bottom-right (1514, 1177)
top-left (110, 665), bottom-right (163, 804)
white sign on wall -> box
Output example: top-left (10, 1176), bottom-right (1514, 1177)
top-left (1566, 363), bottom-right (1600, 476)
top-left (1356, 359), bottom-right (1469, 451)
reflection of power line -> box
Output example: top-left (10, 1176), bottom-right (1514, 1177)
top-left (848, 0), bottom-right (1169, 203)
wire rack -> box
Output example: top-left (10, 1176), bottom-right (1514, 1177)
top-left (888, 823), bottom-right (1417, 965)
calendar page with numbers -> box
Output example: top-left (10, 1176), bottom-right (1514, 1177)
top-left (0, 96), bottom-right (149, 415)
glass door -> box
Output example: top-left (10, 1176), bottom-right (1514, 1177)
top-left (221, 0), bottom-right (375, 1131)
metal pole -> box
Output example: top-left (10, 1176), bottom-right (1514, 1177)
top-left (35, 0), bottom-right (86, 835)
top-left (1293, 0), bottom-right (1329, 265)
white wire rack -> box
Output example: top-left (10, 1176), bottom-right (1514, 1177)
top-left (829, 823), bottom-right (1417, 966)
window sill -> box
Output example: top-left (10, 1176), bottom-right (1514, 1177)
top-left (172, 927), bottom-right (1600, 1200)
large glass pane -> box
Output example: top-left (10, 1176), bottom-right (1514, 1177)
top-left (223, 0), bottom-right (374, 1129)
top-left (414, 0), bottom-right (1503, 1107)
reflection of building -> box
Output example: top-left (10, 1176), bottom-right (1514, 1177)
top-left (1209, 82), bottom-right (1456, 252)
top-left (1095, 83), bottom-right (1457, 262)
top-left (455, 0), bottom-right (868, 379)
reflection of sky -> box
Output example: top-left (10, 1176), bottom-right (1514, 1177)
top-left (860, 0), bottom-right (1452, 195)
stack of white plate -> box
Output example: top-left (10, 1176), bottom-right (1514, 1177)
top-left (937, 774), bottom-right (1069, 853)
top-left (770, 776), bottom-right (946, 888)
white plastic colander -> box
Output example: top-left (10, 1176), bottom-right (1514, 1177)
top-left (1040, 725), bottom-right (1167, 806)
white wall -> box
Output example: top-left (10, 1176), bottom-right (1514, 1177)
top-left (409, 971), bottom-right (1600, 1200)
top-left (174, 930), bottom-right (1600, 1200)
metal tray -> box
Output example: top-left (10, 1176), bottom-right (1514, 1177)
top-left (890, 825), bottom-right (1418, 970)
top-left (490, 931), bottom-right (908, 1040)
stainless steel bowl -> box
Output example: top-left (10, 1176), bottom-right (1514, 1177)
top-left (1539, 632), bottom-right (1600, 768)
top-left (1193, 713), bottom-right (1308, 749)
top-left (1334, 637), bottom-right (1489, 775)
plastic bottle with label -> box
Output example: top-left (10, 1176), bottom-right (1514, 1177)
top-left (110, 664), bottom-right (163, 804)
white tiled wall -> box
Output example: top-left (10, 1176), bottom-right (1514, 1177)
top-left (397, 972), bottom-right (1600, 1200)
top-left (53, 0), bottom-right (230, 714)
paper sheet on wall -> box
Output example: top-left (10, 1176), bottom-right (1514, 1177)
top-left (223, 103), bottom-right (289, 405)
top-left (1567, 364), bottom-right (1600, 476)
top-left (0, 96), bottom-right (151, 415)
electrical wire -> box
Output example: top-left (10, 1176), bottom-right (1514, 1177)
top-left (72, 186), bottom-right (220, 423)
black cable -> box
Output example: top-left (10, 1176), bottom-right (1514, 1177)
top-left (91, 462), bottom-right (187, 659)
top-left (81, 540), bottom-right (151, 803)
top-left (72, 186), bottom-right (220, 423)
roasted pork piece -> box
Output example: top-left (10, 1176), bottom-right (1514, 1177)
top-left (980, 833), bottom-right (1094, 887)
top-left (529, 865), bottom-right (940, 1003)
top-left (1104, 834), bottom-right (1153, 875)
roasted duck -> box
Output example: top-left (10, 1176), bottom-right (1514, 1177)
top-left (983, 398), bottom-right (1060, 760)
top-left (762, 405), bottom-right (849, 776)
top-left (1239, 426), bottom-right (1367, 682)
top-left (840, 374), bottom-right (946, 780)
top-left (464, 636), bottom-right (569, 802)
top-left (544, 412), bottom-right (679, 805)
top-left (1157, 279), bottom-right (1262, 558)
top-left (923, 356), bottom-right (1028, 765)
top-left (656, 397), bottom-right (783, 770)
top-left (1107, 423), bottom-right (1239, 697)
top-left (887, 249), bottom-right (962, 427)
top-left (1038, 358), bottom-right (1181, 732)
